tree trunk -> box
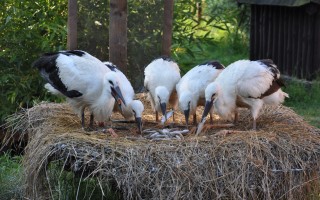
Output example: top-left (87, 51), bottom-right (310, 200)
top-left (67, 0), bottom-right (77, 50)
top-left (162, 0), bottom-right (174, 57)
top-left (109, 0), bottom-right (128, 74)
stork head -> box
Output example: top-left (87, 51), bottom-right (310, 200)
top-left (104, 72), bottom-right (126, 107)
top-left (155, 86), bottom-right (169, 118)
top-left (130, 100), bottom-right (144, 134)
top-left (201, 82), bottom-right (220, 122)
top-left (178, 91), bottom-right (193, 127)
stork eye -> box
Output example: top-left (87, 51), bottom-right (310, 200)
top-left (132, 109), bottom-right (136, 116)
top-left (211, 93), bottom-right (216, 100)
top-left (108, 80), bottom-right (114, 85)
top-left (188, 101), bottom-right (191, 107)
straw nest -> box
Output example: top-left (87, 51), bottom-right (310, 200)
top-left (6, 93), bottom-right (320, 199)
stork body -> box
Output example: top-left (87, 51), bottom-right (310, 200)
top-left (176, 61), bottom-right (224, 126)
top-left (144, 57), bottom-right (181, 122)
top-left (104, 62), bottom-right (144, 133)
top-left (33, 50), bottom-right (126, 129)
top-left (202, 59), bottom-right (289, 130)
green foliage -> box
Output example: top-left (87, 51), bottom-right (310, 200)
top-left (0, 0), bottom-right (68, 123)
top-left (172, 0), bottom-right (250, 73)
top-left (205, 0), bottom-right (250, 45)
top-left (78, 0), bottom-right (110, 60)
top-left (0, 153), bottom-right (24, 199)
top-left (127, 0), bottom-right (164, 90)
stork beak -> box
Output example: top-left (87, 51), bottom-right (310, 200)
top-left (160, 103), bottom-right (167, 120)
top-left (184, 109), bottom-right (190, 128)
top-left (135, 117), bottom-right (142, 134)
top-left (111, 86), bottom-right (126, 106)
top-left (201, 100), bottom-right (214, 122)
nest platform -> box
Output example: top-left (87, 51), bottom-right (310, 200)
top-left (8, 94), bottom-right (320, 199)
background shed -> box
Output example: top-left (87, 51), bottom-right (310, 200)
top-left (238, 0), bottom-right (320, 80)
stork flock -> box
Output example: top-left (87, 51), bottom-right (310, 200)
top-left (33, 50), bottom-right (289, 135)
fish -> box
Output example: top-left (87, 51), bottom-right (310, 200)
top-left (160, 109), bottom-right (174, 125)
top-left (196, 118), bottom-right (206, 136)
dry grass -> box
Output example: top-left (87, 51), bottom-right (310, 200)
top-left (4, 94), bottom-right (320, 199)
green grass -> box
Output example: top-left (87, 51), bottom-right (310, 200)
top-left (283, 81), bottom-right (320, 128)
top-left (46, 161), bottom-right (122, 200)
top-left (0, 153), bottom-right (24, 200)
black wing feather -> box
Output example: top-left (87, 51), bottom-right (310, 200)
top-left (199, 60), bottom-right (225, 69)
top-left (104, 62), bottom-right (118, 72)
top-left (33, 53), bottom-right (82, 98)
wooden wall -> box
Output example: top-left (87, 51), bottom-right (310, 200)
top-left (250, 3), bottom-right (320, 80)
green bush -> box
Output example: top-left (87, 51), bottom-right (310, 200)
top-left (172, 0), bottom-right (250, 72)
top-left (0, 0), bottom-right (68, 123)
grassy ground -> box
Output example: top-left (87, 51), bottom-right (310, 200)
top-left (0, 153), bottom-right (24, 200)
top-left (283, 80), bottom-right (320, 128)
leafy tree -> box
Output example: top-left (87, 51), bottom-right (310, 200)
top-left (171, 0), bottom-right (249, 71)
top-left (0, 0), bottom-right (68, 123)
top-left (205, 0), bottom-right (250, 48)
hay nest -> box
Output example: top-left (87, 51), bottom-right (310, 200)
top-left (7, 94), bottom-right (320, 199)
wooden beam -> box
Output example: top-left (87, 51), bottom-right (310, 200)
top-left (109, 0), bottom-right (127, 74)
top-left (161, 0), bottom-right (174, 57)
top-left (67, 0), bottom-right (78, 50)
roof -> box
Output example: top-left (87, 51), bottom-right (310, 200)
top-left (237, 0), bottom-right (320, 6)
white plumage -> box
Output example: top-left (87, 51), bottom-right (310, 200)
top-left (104, 62), bottom-right (144, 133)
top-left (33, 50), bottom-right (126, 129)
top-left (201, 59), bottom-right (289, 130)
top-left (176, 61), bottom-right (224, 126)
top-left (144, 57), bottom-right (181, 122)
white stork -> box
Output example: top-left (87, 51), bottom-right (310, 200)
top-left (103, 62), bottom-right (144, 133)
top-left (201, 59), bottom-right (289, 130)
top-left (33, 50), bottom-right (126, 129)
top-left (176, 61), bottom-right (224, 127)
top-left (144, 57), bottom-right (181, 122)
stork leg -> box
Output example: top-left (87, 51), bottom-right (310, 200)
top-left (81, 108), bottom-right (85, 129)
top-left (172, 111), bottom-right (175, 122)
top-left (234, 110), bottom-right (239, 124)
top-left (156, 111), bottom-right (159, 121)
top-left (209, 113), bottom-right (213, 124)
top-left (252, 119), bottom-right (257, 130)
top-left (250, 100), bottom-right (263, 130)
top-left (193, 113), bottom-right (197, 125)
top-left (89, 113), bottom-right (94, 129)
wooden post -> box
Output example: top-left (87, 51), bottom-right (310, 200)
top-left (109, 0), bottom-right (128, 74)
top-left (161, 0), bottom-right (174, 57)
top-left (67, 0), bottom-right (77, 50)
